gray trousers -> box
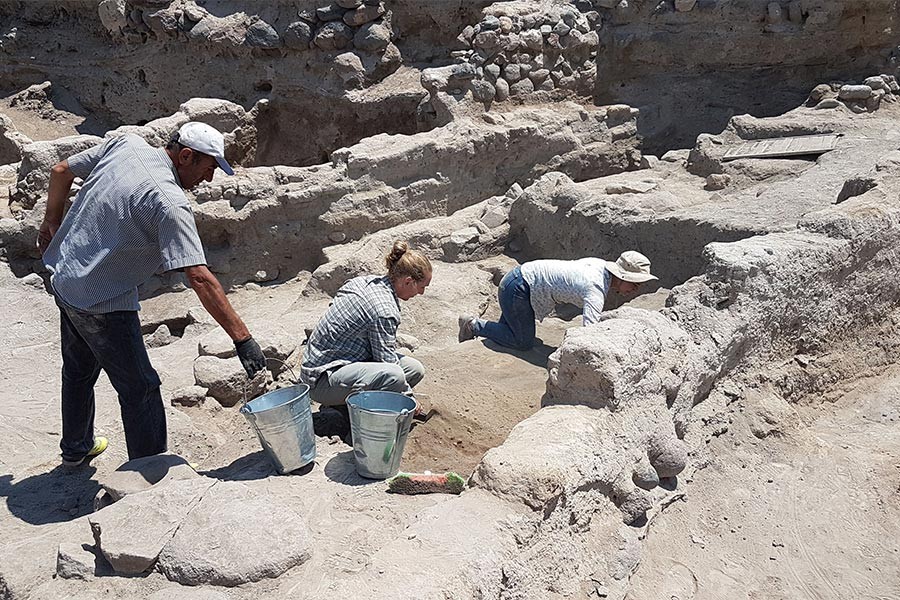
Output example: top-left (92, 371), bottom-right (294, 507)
top-left (310, 356), bottom-right (426, 407)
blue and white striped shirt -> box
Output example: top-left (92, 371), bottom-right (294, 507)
top-left (43, 134), bottom-right (206, 313)
top-left (520, 258), bottom-right (611, 325)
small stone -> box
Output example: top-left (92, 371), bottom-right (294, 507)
top-left (169, 385), bottom-right (207, 408)
top-left (193, 355), bottom-right (266, 407)
top-left (553, 21), bottom-right (571, 37)
top-left (145, 324), bottom-right (175, 348)
top-left (480, 15), bottom-right (500, 31)
top-left (814, 98), bottom-right (841, 109)
top-left (838, 84), bottom-right (873, 101)
top-left (473, 30), bottom-right (500, 50)
top-left (528, 68), bottom-right (550, 85)
top-left (314, 21), bottom-right (353, 51)
top-left (705, 173), bottom-right (731, 191)
top-left (640, 155), bottom-right (660, 169)
top-left (396, 333), bottom-right (421, 351)
top-left (354, 21), bottom-right (390, 52)
top-left (480, 206), bottom-right (508, 229)
top-left (503, 63), bottom-right (521, 82)
top-left (245, 18), bottom-right (281, 48)
top-left (283, 21), bottom-right (313, 50)
top-left (506, 182), bottom-right (524, 199)
top-left (471, 79), bottom-right (496, 102)
top-left (316, 4), bottom-right (345, 21)
top-left (101, 454), bottom-right (200, 502)
top-left (864, 76), bottom-right (888, 91)
top-left (494, 78), bottom-right (510, 101)
top-left (674, 0), bottom-right (697, 11)
top-left (866, 89), bottom-right (885, 112)
top-left (766, 2), bottom-right (784, 23)
top-left (329, 231), bottom-right (347, 243)
top-left (484, 63), bottom-right (501, 80)
top-left (343, 2), bottom-right (384, 27)
top-left (520, 29), bottom-right (543, 51)
top-left (20, 273), bottom-right (44, 289)
top-left (540, 24), bottom-right (552, 35)
top-left (335, 0), bottom-right (363, 7)
top-left (509, 78), bottom-right (534, 96)
top-left (808, 83), bottom-right (832, 103)
top-left (498, 16), bottom-right (513, 33)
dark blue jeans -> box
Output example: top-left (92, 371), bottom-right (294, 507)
top-left (56, 296), bottom-right (166, 462)
top-left (472, 266), bottom-right (536, 350)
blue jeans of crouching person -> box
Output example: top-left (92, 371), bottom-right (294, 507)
top-left (471, 266), bottom-right (536, 350)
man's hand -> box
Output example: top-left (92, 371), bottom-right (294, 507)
top-left (235, 337), bottom-right (266, 378)
top-left (37, 219), bottom-right (59, 254)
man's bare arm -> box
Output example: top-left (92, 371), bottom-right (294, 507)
top-left (38, 160), bottom-right (76, 252)
top-left (184, 265), bottom-right (251, 341)
top-left (185, 265), bottom-right (266, 377)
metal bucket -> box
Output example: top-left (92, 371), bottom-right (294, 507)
top-left (346, 390), bottom-right (416, 479)
top-left (240, 384), bottom-right (316, 474)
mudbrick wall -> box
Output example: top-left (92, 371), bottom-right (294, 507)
top-left (1, 1), bottom-right (897, 156)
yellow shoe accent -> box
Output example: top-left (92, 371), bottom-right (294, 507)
top-left (87, 436), bottom-right (108, 457)
top-left (62, 436), bottom-right (109, 467)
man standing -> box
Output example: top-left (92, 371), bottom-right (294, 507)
top-left (38, 122), bottom-right (266, 466)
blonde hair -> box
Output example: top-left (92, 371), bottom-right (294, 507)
top-left (385, 240), bottom-right (431, 281)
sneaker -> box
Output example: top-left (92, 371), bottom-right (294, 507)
top-left (458, 315), bottom-right (476, 342)
top-left (61, 436), bottom-right (108, 467)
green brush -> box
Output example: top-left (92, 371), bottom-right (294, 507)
top-left (387, 472), bottom-right (466, 495)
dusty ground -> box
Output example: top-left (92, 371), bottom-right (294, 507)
top-left (628, 367), bottom-right (900, 600)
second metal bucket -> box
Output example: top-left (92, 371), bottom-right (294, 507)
top-left (240, 384), bottom-right (316, 474)
top-left (346, 390), bottom-right (416, 479)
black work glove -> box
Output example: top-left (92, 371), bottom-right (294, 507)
top-left (235, 337), bottom-right (266, 378)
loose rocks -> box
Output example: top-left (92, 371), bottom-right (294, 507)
top-left (193, 355), bottom-right (266, 407)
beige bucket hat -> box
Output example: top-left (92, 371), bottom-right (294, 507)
top-left (607, 251), bottom-right (658, 284)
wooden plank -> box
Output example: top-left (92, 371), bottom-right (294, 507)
top-left (721, 134), bottom-right (839, 161)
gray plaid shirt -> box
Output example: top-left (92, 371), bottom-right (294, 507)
top-left (301, 275), bottom-right (402, 384)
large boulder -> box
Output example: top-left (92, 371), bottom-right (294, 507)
top-left (99, 453), bottom-right (200, 502)
top-left (156, 481), bottom-right (312, 586)
top-left (89, 478), bottom-right (215, 575)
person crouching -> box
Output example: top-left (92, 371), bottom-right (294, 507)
top-left (301, 241), bottom-right (431, 408)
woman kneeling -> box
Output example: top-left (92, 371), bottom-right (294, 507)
top-left (301, 241), bottom-right (431, 407)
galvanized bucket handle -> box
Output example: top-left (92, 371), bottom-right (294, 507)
top-left (242, 357), bottom-right (299, 407)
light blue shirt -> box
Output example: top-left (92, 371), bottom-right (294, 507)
top-left (43, 134), bottom-right (206, 313)
top-left (520, 258), bottom-right (611, 325)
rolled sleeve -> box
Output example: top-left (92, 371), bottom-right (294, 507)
top-left (66, 139), bottom-right (110, 180)
top-left (157, 203), bottom-right (206, 272)
top-left (582, 291), bottom-right (607, 326)
top-left (368, 316), bottom-right (400, 364)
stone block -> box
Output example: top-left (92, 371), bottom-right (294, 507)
top-left (157, 481), bottom-right (312, 586)
top-left (89, 478), bottom-right (215, 575)
top-left (100, 453), bottom-right (200, 502)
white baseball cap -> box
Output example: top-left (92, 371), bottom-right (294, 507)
top-left (175, 121), bottom-right (234, 175)
top-left (607, 251), bottom-right (658, 284)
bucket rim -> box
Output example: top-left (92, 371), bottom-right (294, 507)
top-left (345, 389), bottom-right (416, 415)
top-left (241, 383), bottom-right (311, 414)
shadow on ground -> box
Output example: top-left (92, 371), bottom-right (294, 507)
top-left (323, 450), bottom-right (377, 487)
top-left (0, 464), bottom-right (100, 525)
top-left (482, 338), bottom-right (557, 368)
